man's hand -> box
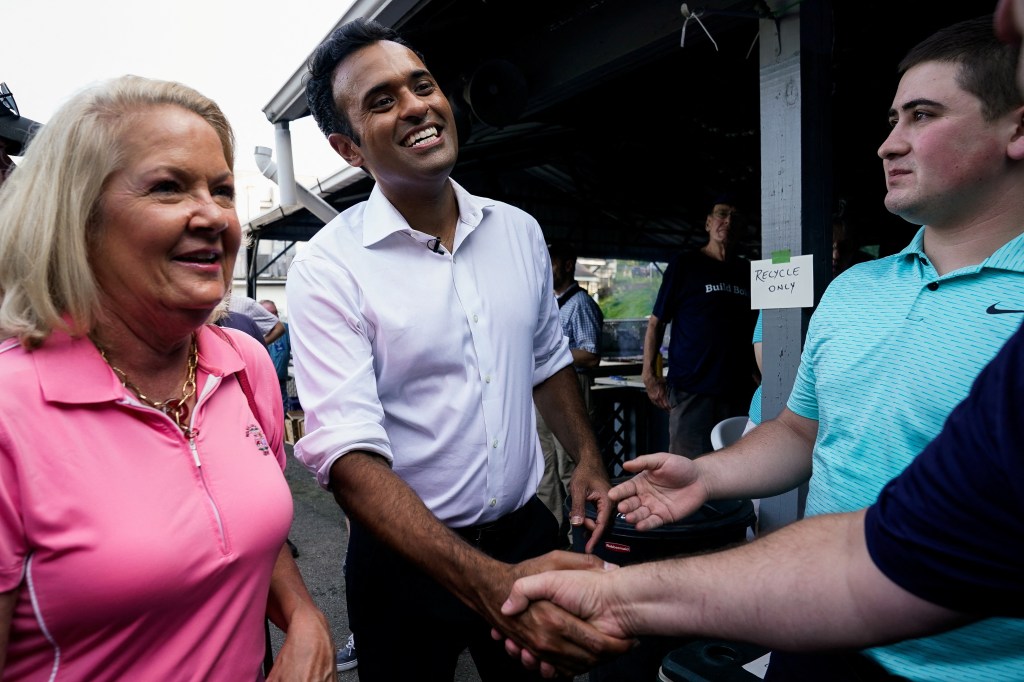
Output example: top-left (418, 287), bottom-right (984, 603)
top-left (565, 458), bottom-right (613, 554)
top-left (498, 564), bottom-right (636, 678)
top-left (610, 454), bottom-right (707, 530)
top-left (643, 375), bottom-right (670, 411)
top-left (483, 551), bottom-right (634, 678)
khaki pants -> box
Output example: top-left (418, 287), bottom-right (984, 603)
top-left (535, 373), bottom-right (594, 543)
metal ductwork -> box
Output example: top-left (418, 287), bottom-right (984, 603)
top-left (254, 145), bottom-right (339, 225)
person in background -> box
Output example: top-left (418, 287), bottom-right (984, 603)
top-left (218, 305), bottom-right (268, 348)
top-left (260, 299), bottom-right (293, 413)
top-left (743, 310), bottom-right (763, 436)
top-left (288, 17), bottom-right (629, 681)
top-left (518, 13), bottom-right (1024, 682)
top-left (230, 292), bottom-right (285, 346)
top-left (0, 75), bottom-right (333, 680)
top-left (642, 196), bottom-right (756, 458)
top-left (536, 241), bottom-right (604, 546)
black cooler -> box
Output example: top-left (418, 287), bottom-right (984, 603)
top-left (658, 639), bottom-right (769, 681)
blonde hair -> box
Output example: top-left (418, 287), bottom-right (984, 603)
top-left (0, 75), bottom-right (235, 348)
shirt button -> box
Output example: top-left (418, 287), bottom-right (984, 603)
top-left (927, 282), bottom-right (939, 291)
top-left (489, 498), bottom-right (497, 507)
top-left (473, 314), bottom-right (479, 323)
top-left (484, 375), bottom-right (492, 383)
top-left (492, 439), bottom-right (498, 448)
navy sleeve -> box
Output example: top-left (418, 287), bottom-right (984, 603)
top-left (864, 321), bottom-right (1024, 616)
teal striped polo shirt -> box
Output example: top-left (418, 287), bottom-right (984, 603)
top-left (747, 311), bottom-right (763, 425)
top-left (788, 226), bottom-right (1024, 681)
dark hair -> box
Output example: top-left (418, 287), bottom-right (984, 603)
top-left (899, 14), bottom-right (1022, 120)
top-left (547, 241), bottom-right (578, 261)
top-left (305, 18), bottom-right (422, 142)
top-left (709, 193), bottom-right (737, 214)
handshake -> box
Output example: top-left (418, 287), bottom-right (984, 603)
top-left (488, 453), bottom-right (751, 679)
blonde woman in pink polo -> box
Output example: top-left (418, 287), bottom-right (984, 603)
top-left (0, 76), bottom-right (333, 681)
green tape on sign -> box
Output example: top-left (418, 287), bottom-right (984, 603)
top-left (771, 249), bottom-right (791, 264)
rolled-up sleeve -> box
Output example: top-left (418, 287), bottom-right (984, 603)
top-left (287, 255), bottom-right (393, 490)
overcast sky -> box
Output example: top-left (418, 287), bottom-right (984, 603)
top-left (2, 1), bottom-right (356, 220)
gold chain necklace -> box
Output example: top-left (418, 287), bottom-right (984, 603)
top-left (96, 335), bottom-right (198, 435)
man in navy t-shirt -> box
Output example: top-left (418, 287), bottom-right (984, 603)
top-left (642, 196), bottom-right (756, 457)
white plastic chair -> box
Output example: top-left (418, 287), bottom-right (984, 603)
top-left (710, 415), bottom-right (760, 540)
top-left (710, 416), bottom-right (750, 450)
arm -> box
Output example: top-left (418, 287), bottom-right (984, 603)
top-left (236, 295), bottom-right (282, 339)
top-left (330, 451), bottom-right (632, 676)
top-left (263, 320), bottom-right (286, 346)
top-left (502, 510), bottom-right (970, 654)
top-left (533, 365), bottom-right (612, 553)
top-left (264, 546), bottom-right (335, 681)
top-left (0, 588), bottom-right (13, 674)
top-left (612, 407), bottom-right (817, 529)
top-left (567, 294), bottom-right (603, 370)
top-left (641, 314), bottom-right (669, 410)
top-left (570, 348), bottom-right (601, 369)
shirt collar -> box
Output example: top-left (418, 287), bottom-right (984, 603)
top-left (34, 330), bottom-right (118, 405)
top-left (898, 226), bottom-right (1024, 275)
top-left (35, 324), bottom-right (244, 406)
top-left (985, 230), bottom-right (1024, 273)
top-left (360, 178), bottom-right (495, 248)
top-left (895, 226), bottom-right (927, 261)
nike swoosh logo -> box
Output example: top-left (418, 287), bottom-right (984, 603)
top-left (986, 303), bottom-right (1024, 314)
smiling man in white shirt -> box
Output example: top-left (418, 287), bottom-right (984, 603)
top-left (287, 17), bottom-right (630, 681)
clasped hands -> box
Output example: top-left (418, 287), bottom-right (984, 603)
top-left (493, 453), bottom-right (704, 677)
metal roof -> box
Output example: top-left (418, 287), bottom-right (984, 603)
top-left (246, 1), bottom-right (979, 264)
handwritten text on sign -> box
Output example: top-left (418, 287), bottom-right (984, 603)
top-left (749, 255), bottom-right (814, 309)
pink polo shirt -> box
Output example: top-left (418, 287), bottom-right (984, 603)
top-left (0, 325), bottom-right (290, 681)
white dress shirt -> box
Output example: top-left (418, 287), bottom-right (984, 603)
top-left (287, 180), bottom-right (572, 527)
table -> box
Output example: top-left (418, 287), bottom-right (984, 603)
top-left (589, 375), bottom-right (668, 476)
top-left (594, 374), bottom-right (644, 389)
top-left (586, 360), bottom-right (643, 379)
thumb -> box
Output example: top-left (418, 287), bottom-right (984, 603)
top-left (500, 577), bottom-right (536, 616)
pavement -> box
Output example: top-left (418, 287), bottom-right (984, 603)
top-left (274, 444), bottom-right (536, 682)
